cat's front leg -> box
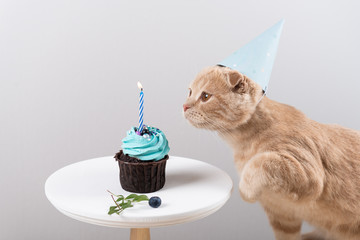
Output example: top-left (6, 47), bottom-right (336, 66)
top-left (239, 153), bottom-right (266, 202)
top-left (265, 208), bottom-right (302, 240)
top-left (240, 151), bottom-right (324, 203)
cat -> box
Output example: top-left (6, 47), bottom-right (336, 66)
top-left (183, 65), bottom-right (360, 240)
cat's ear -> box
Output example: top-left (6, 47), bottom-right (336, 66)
top-left (226, 70), bottom-right (248, 93)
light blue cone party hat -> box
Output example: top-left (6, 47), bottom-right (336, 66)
top-left (218, 19), bottom-right (284, 92)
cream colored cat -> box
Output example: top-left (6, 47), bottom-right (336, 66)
top-left (183, 66), bottom-right (360, 240)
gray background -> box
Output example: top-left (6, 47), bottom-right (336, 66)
top-left (1, 0), bottom-right (359, 239)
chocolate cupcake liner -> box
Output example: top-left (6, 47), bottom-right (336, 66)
top-left (115, 151), bottom-right (168, 193)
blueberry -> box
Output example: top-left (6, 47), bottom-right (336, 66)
top-left (149, 196), bottom-right (161, 208)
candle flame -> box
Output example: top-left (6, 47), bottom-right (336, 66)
top-left (137, 81), bottom-right (143, 90)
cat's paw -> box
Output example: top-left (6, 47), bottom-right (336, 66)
top-left (239, 182), bottom-right (259, 203)
top-left (239, 174), bottom-right (262, 203)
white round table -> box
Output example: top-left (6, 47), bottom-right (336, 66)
top-left (45, 156), bottom-right (233, 240)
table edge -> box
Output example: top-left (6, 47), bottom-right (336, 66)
top-left (52, 190), bottom-right (232, 228)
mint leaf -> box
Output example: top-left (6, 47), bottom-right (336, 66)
top-left (107, 191), bottom-right (152, 215)
top-left (122, 201), bottom-right (133, 210)
top-left (116, 196), bottom-right (124, 202)
top-left (108, 206), bottom-right (119, 215)
top-left (125, 194), bottom-right (138, 200)
top-left (134, 195), bottom-right (149, 202)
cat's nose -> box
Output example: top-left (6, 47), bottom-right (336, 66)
top-left (183, 104), bottom-right (191, 112)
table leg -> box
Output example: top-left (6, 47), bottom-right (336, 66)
top-left (130, 228), bottom-right (150, 240)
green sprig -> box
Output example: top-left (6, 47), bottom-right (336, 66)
top-left (107, 190), bottom-right (149, 215)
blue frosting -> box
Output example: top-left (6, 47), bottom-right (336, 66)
top-left (121, 126), bottom-right (170, 161)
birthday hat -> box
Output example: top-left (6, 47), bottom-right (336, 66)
top-left (218, 19), bottom-right (284, 92)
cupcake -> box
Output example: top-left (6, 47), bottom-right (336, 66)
top-left (114, 125), bottom-right (170, 193)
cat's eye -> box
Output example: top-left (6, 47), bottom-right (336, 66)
top-left (200, 92), bottom-right (212, 102)
top-left (188, 88), bottom-right (192, 97)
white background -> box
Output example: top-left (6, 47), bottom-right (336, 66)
top-left (1, 0), bottom-right (359, 239)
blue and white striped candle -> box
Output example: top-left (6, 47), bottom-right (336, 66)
top-left (137, 82), bottom-right (144, 134)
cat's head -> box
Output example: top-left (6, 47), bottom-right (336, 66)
top-left (183, 66), bottom-right (264, 132)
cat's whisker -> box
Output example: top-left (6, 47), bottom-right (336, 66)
top-left (202, 116), bottom-right (238, 140)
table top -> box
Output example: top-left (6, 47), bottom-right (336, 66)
top-left (45, 156), bottom-right (233, 228)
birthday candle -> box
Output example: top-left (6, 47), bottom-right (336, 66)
top-left (137, 82), bottom-right (144, 134)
